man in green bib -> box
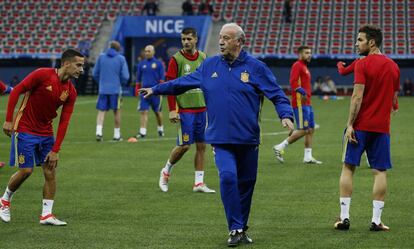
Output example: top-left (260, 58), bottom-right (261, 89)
top-left (158, 27), bottom-right (215, 193)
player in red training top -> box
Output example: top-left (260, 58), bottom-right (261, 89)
top-left (0, 49), bottom-right (85, 225)
top-left (273, 46), bottom-right (322, 164)
top-left (0, 81), bottom-right (13, 168)
top-left (334, 25), bottom-right (400, 232)
top-left (337, 58), bottom-right (399, 112)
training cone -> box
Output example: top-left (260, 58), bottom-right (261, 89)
top-left (127, 137), bottom-right (138, 143)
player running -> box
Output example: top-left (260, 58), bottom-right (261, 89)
top-left (273, 46), bottom-right (322, 164)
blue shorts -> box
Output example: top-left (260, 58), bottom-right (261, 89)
top-left (138, 95), bottom-right (162, 112)
top-left (10, 132), bottom-right (54, 168)
top-left (293, 106), bottom-right (314, 130)
top-left (177, 111), bottom-right (206, 145)
top-left (342, 130), bottom-right (392, 170)
top-left (96, 94), bottom-right (122, 111)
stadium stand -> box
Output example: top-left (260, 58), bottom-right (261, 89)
top-left (0, 0), bottom-right (145, 58)
top-left (211, 0), bottom-right (414, 57)
top-left (1, 0), bottom-right (413, 58)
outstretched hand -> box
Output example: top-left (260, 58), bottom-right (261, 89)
top-left (139, 88), bottom-right (153, 98)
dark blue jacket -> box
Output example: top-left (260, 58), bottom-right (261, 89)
top-left (136, 57), bottom-right (165, 88)
top-left (152, 50), bottom-right (293, 145)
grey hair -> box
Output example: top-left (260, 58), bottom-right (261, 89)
top-left (222, 23), bottom-right (246, 44)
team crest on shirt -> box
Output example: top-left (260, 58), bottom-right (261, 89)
top-left (183, 133), bottom-right (190, 142)
top-left (151, 63), bottom-right (157, 69)
top-left (18, 154), bottom-right (25, 165)
top-left (46, 85), bottom-right (52, 91)
top-left (143, 65), bottom-right (147, 69)
top-left (241, 72), bottom-right (249, 83)
top-left (184, 64), bottom-right (191, 74)
top-left (59, 90), bottom-right (69, 101)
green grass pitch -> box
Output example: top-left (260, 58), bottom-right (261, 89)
top-left (0, 96), bottom-right (413, 248)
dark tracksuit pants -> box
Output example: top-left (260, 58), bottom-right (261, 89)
top-left (213, 144), bottom-right (259, 231)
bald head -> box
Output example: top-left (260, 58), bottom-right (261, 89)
top-left (144, 45), bottom-right (155, 59)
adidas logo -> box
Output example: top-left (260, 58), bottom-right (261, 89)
top-left (211, 72), bottom-right (218, 78)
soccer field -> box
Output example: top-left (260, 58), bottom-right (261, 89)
top-left (0, 96), bottom-right (413, 249)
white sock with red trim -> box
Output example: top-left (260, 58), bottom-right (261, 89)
top-left (2, 187), bottom-right (14, 202)
top-left (195, 171), bottom-right (204, 185)
top-left (163, 160), bottom-right (174, 174)
top-left (42, 199), bottom-right (54, 217)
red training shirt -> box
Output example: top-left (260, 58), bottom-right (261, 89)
top-left (353, 54), bottom-right (400, 134)
top-left (290, 60), bottom-right (311, 108)
top-left (6, 68), bottom-right (77, 152)
top-left (166, 50), bottom-right (206, 113)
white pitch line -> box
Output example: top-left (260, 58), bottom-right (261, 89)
top-left (0, 131), bottom-right (291, 145)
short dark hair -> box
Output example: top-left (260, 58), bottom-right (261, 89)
top-left (181, 27), bottom-right (197, 37)
top-left (61, 49), bottom-right (84, 64)
top-left (298, 45), bottom-right (311, 53)
top-left (358, 25), bottom-right (382, 47)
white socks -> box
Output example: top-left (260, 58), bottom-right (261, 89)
top-left (140, 128), bottom-right (147, 136)
top-left (96, 125), bottom-right (103, 136)
top-left (157, 126), bottom-right (164, 132)
top-left (163, 160), bottom-right (174, 174)
top-left (339, 198), bottom-right (385, 224)
top-left (372, 200), bottom-right (384, 225)
top-left (2, 187), bottom-right (14, 202)
top-left (114, 128), bottom-right (121, 139)
top-left (340, 197), bottom-right (351, 220)
top-left (304, 148), bottom-right (312, 161)
top-left (195, 171), bottom-right (204, 185)
top-left (97, 126), bottom-right (122, 138)
top-left (42, 199), bottom-right (54, 217)
top-left (277, 139), bottom-right (289, 149)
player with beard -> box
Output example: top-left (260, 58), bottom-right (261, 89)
top-left (334, 25), bottom-right (400, 232)
top-left (273, 46), bottom-right (322, 164)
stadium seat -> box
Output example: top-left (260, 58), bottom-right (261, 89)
top-left (0, 0), bottom-right (412, 57)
